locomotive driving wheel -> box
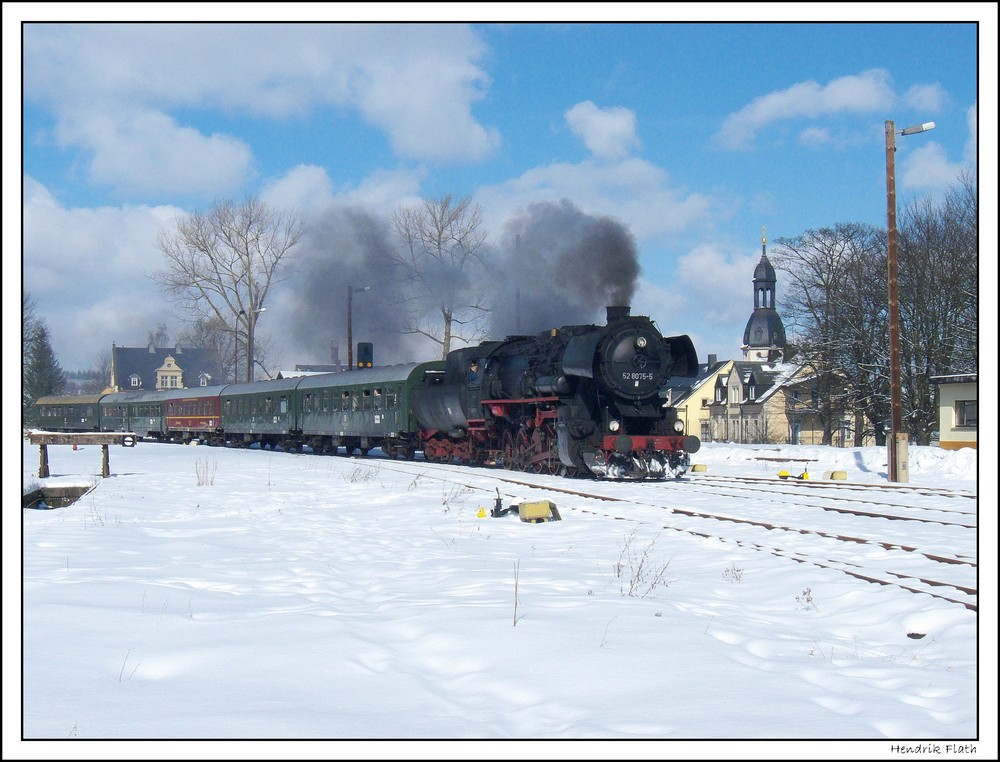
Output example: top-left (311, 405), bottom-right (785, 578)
top-left (514, 428), bottom-right (531, 472)
top-left (526, 429), bottom-right (546, 474)
top-left (501, 430), bottom-right (516, 470)
top-left (542, 434), bottom-right (562, 475)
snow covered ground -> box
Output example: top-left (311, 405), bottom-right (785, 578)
top-left (9, 436), bottom-right (993, 759)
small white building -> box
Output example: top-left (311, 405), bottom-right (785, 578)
top-left (930, 374), bottom-right (977, 450)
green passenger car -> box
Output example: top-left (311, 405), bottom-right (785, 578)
top-left (295, 362), bottom-right (445, 457)
top-left (220, 377), bottom-right (303, 449)
top-left (99, 390), bottom-right (168, 439)
top-left (31, 394), bottom-right (105, 432)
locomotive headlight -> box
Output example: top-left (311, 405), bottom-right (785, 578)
top-left (609, 419), bottom-right (621, 432)
top-left (673, 419), bottom-right (685, 433)
top-left (635, 336), bottom-right (648, 349)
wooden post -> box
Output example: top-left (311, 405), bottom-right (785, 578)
top-left (38, 444), bottom-right (50, 478)
top-left (28, 432), bottom-right (136, 478)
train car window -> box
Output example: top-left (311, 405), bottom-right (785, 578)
top-left (352, 392), bottom-right (360, 411)
top-left (280, 396), bottom-right (288, 414)
top-left (362, 389), bottom-right (372, 410)
top-left (373, 388), bottom-right (382, 410)
top-left (385, 388), bottom-right (396, 410)
top-left (342, 391), bottom-right (350, 411)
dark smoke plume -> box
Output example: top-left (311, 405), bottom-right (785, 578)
top-left (282, 206), bottom-right (411, 367)
top-left (490, 199), bottom-right (641, 337)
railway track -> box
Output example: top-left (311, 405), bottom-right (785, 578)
top-left (364, 457), bottom-right (979, 612)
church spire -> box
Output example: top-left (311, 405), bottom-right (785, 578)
top-left (742, 226), bottom-right (787, 363)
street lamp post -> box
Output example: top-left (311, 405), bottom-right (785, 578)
top-left (239, 307), bottom-right (267, 383)
top-left (885, 119), bottom-right (934, 482)
top-left (347, 285), bottom-right (372, 371)
top-left (234, 313), bottom-right (243, 384)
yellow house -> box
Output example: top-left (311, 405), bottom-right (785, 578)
top-left (663, 355), bottom-right (734, 441)
top-left (155, 354), bottom-right (184, 390)
top-left (931, 374), bottom-right (977, 450)
top-left (707, 361), bottom-right (825, 444)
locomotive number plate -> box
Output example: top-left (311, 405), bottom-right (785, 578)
top-left (622, 372), bottom-right (655, 381)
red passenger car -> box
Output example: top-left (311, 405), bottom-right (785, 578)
top-left (164, 387), bottom-right (223, 443)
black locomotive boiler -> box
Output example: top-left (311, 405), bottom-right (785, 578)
top-left (411, 306), bottom-right (701, 479)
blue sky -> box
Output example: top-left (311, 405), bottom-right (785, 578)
top-left (9, 6), bottom-right (994, 376)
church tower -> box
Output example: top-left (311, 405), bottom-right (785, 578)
top-left (742, 227), bottom-right (787, 363)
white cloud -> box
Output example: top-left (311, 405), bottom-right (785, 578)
top-left (475, 157), bottom-right (712, 245)
top-left (565, 101), bottom-right (641, 160)
top-left (715, 69), bottom-right (896, 150)
top-left (23, 24), bottom-right (500, 199)
top-left (898, 142), bottom-right (963, 191)
top-left (22, 176), bottom-right (184, 370)
top-left (798, 126), bottom-right (833, 148)
top-left (965, 102), bottom-right (978, 165)
top-left (62, 107), bottom-right (255, 197)
top-left (261, 164), bottom-right (425, 218)
top-left (260, 165), bottom-right (336, 215)
top-left (903, 82), bottom-right (948, 112)
top-left (676, 244), bottom-right (758, 326)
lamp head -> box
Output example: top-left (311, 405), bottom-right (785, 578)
top-left (900, 121), bottom-right (935, 136)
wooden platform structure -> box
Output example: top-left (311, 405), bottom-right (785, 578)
top-left (28, 432), bottom-right (138, 478)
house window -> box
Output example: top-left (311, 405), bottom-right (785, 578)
top-left (956, 400), bottom-right (977, 428)
top-left (130, 375), bottom-right (141, 388)
top-left (747, 385), bottom-right (756, 401)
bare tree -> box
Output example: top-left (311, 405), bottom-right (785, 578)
top-left (176, 316), bottom-right (233, 384)
top-left (83, 348), bottom-right (113, 393)
top-left (23, 292), bottom-right (39, 346)
top-left (389, 194), bottom-right (492, 358)
top-left (773, 172), bottom-right (977, 447)
top-left (152, 197), bottom-right (302, 381)
top-left (772, 225), bottom-right (880, 445)
top-left (896, 170), bottom-right (978, 444)
top-left (146, 323), bottom-right (170, 347)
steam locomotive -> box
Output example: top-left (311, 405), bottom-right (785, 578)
top-left (29, 306), bottom-right (701, 480)
top-left (413, 305), bottom-right (701, 479)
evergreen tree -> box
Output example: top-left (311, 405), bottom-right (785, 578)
top-left (23, 321), bottom-right (66, 416)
